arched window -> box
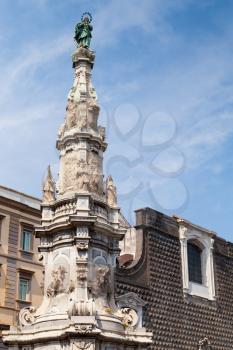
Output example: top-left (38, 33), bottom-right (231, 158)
top-left (187, 242), bottom-right (202, 284)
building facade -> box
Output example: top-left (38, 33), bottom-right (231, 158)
top-left (117, 207), bottom-right (233, 349)
top-left (0, 186), bottom-right (43, 348)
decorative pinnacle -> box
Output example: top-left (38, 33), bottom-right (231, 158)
top-left (74, 12), bottom-right (93, 48)
top-left (42, 165), bottom-right (56, 203)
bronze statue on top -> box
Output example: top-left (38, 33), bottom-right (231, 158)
top-left (74, 12), bottom-right (93, 48)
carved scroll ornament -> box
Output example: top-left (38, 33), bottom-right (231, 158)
top-left (19, 306), bottom-right (36, 327)
top-left (120, 307), bottom-right (139, 328)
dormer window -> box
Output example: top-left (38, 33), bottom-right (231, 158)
top-left (187, 242), bottom-right (202, 284)
top-left (177, 220), bottom-right (215, 301)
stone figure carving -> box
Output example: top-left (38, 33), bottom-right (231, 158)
top-left (77, 172), bottom-right (89, 191)
top-left (89, 172), bottom-right (100, 193)
top-left (62, 156), bottom-right (77, 191)
top-left (96, 265), bottom-right (111, 292)
top-left (43, 165), bottom-right (56, 203)
top-left (76, 241), bottom-right (89, 250)
top-left (19, 306), bottom-right (36, 327)
top-left (76, 159), bottom-right (89, 191)
top-left (74, 13), bottom-right (93, 48)
top-left (68, 280), bottom-right (75, 293)
top-left (65, 99), bottom-right (77, 129)
top-left (88, 149), bottom-right (100, 169)
top-left (87, 100), bottom-right (99, 130)
top-left (92, 265), bottom-right (111, 311)
top-left (106, 175), bottom-right (117, 207)
top-left (77, 104), bottom-right (88, 129)
top-left (198, 338), bottom-right (212, 349)
top-left (98, 126), bottom-right (105, 141)
top-left (47, 265), bottom-right (67, 297)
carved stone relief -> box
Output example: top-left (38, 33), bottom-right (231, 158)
top-left (76, 104), bottom-right (87, 130)
top-left (72, 340), bottom-right (95, 350)
top-left (47, 265), bottom-right (67, 297)
top-left (74, 324), bottom-right (94, 334)
top-left (76, 241), bottom-right (89, 250)
top-left (65, 99), bottom-right (77, 129)
top-left (120, 308), bottom-right (138, 328)
top-left (90, 264), bottom-right (112, 311)
top-left (47, 256), bottom-right (70, 297)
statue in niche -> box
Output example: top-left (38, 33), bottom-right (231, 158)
top-left (74, 13), bottom-right (93, 48)
top-left (43, 165), bottom-right (56, 203)
top-left (47, 265), bottom-right (67, 297)
top-left (106, 175), bottom-right (117, 207)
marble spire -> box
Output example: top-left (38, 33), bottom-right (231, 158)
top-left (56, 47), bottom-right (106, 199)
top-left (3, 15), bottom-right (152, 350)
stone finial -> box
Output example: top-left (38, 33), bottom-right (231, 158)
top-left (42, 165), bottom-right (56, 203)
top-left (106, 175), bottom-right (117, 207)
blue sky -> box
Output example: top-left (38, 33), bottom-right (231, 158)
top-left (0, 0), bottom-right (233, 240)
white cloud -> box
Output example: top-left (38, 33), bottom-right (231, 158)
top-left (0, 32), bottom-right (72, 129)
top-left (93, 0), bottom-right (194, 48)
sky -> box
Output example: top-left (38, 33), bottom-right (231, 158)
top-left (0, 0), bottom-right (233, 240)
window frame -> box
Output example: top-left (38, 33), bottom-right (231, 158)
top-left (179, 225), bottom-right (215, 300)
top-left (18, 275), bottom-right (31, 302)
top-left (0, 214), bottom-right (5, 243)
top-left (21, 225), bottom-right (34, 253)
